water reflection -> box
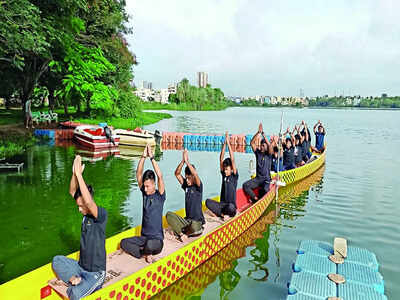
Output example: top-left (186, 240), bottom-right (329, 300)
top-left (0, 144), bottom-right (133, 283)
top-left (153, 166), bottom-right (325, 299)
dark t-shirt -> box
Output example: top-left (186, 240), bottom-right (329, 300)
top-left (79, 206), bottom-right (107, 272)
top-left (283, 147), bottom-right (295, 168)
top-left (254, 149), bottom-right (272, 181)
top-left (294, 145), bottom-right (303, 164)
top-left (220, 171), bottom-right (239, 208)
top-left (182, 180), bottom-right (205, 224)
top-left (140, 187), bottom-right (166, 241)
top-left (300, 140), bottom-right (308, 159)
top-left (315, 132), bottom-right (325, 150)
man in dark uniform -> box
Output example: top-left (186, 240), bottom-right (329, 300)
top-left (166, 149), bottom-right (205, 242)
top-left (52, 155), bottom-right (107, 300)
top-left (243, 123), bottom-right (273, 203)
top-left (282, 127), bottom-right (296, 170)
top-left (120, 144), bottom-right (165, 263)
top-left (206, 132), bottom-right (239, 219)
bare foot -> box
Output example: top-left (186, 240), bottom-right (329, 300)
top-left (144, 255), bottom-right (157, 264)
top-left (179, 234), bottom-right (190, 243)
top-left (69, 276), bottom-right (81, 286)
top-left (165, 229), bottom-right (178, 241)
top-left (205, 210), bottom-right (217, 217)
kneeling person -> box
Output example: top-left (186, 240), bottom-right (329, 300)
top-left (166, 149), bottom-right (205, 242)
top-left (52, 155), bottom-right (107, 300)
top-left (206, 132), bottom-right (239, 218)
top-left (120, 144), bottom-right (165, 263)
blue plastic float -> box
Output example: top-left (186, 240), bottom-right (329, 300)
top-left (287, 240), bottom-right (387, 300)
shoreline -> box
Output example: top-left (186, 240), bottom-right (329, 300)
top-left (0, 110), bottom-right (173, 158)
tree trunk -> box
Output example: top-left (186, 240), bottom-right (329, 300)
top-left (63, 101), bottom-right (68, 115)
top-left (20, 58), bottom-right (51, 121)
top-left (48, 88), bottom-right (55, 111)
top-left (5, 96), bottom-right (10, 110)
top-left (86, 97), bottom-right (90, 114)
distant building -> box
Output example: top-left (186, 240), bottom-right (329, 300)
top-left (197, 72), bottom-right (208, 88)
top-left (160, 89), bottom-right (170, 104)
top-left (168, 83), bottom-right (177, 94)
top-left (140, 81), bottom-right (153, 89)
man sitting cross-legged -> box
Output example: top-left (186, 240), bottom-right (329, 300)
top-left (206, 131), bottom-right (239, 219)
top-left (52, 155), bottom-right (107, 300)
top-left (166, 149), bottom-right (205, 242)
top-left (120, 144), bottom-right (165, 263)
top-left (242, 123), bottom-right (273, 203)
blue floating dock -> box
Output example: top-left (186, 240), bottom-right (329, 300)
top-left (287, 240), bottom-right (387, 300)
top-left (34, 129), bottom-right (55, 139)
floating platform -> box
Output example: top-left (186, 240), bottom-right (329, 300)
top-left (162, 141), bottom-right (253, 153)
top-left (287, 239), bottom-right (387, 300)
top-left (34, 129), bottom-right (74, 140)
top-left (162, 132), bottom-right (270, 146)
top-left (0, 162), bottom-right (24, 172)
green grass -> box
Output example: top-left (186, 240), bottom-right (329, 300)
top-left (0, 135), bottom-right (36, 158)
top-left (141, 101), bottom-right (230, 111)
top-left (74, 111), bottom-right (172, 130)
top-left (0, 109), bottom-right (22, 125)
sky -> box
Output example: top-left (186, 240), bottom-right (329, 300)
top-left (125, 0), bottom-right (400, 97)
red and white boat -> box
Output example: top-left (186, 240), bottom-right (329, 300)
top-left (73, 125), bottom-right (120, 150)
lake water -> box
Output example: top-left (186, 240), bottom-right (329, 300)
top-left (0, 107), bottom-right (399, 299)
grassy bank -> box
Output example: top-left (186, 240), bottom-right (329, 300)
top-left (0, 109), bottom-right (22, 126)
top-left (74, 111), bottom-right (172, 129)
top-left (0, 108), bottom-right (172, 157)
top-left (0, 131), bottom-right (36, 158)
top-left (1, 108), bottom-right (172, 128)
top-left (141, 101), bottom-right (231, 111)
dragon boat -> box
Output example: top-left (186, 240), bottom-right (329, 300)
top-left (0, 151), bottom-right (326, 300)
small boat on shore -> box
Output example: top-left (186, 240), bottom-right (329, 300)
top-left (0, 149), bottom-right (326, 300)
top-left (115, 128), bottom-right (161, 147)
top-left (73, 125), bottom-right (119, 150)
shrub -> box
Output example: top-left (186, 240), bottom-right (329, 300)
top-left (118, 91), bottom-right (142, 119)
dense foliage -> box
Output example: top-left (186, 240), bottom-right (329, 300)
top-left (308, 96), bottom-right (400, 108)
top-left (0, 0), bottom-right (138, 119)
top-left (168, 79), bottom-right (229, 110)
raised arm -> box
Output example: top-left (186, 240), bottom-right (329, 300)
top-left (174, 151), bottom-right (185, 186)
top-left (263, 132), bottom-right (274, 155)
top-left (220, 135), bottom-right (227, 172)
top-left (225, 131), bottom-right (237, 175)
top-left (184, 150), bottom-right (201, 187)
top-left (313, 120), bottom-right (319, 134)
top-left (136, 146), bottom-right (147, 189)
top-left (69, 165), bottom-right (79, 197)
top-left (320, 122), bottom-right (326, 135)
top-left (148, 145), bottom-right (165, 195)
top-left (304, 123), bottom-right (309, 141)
top-left (251, 123), bottom-right (263, 152)
top-left (73, 156), bottom-right (98, 218)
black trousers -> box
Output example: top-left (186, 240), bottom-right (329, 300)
top-left (205, 199), bottom-right (236, 217)
top-left (120, 236), bottom-right (163, 258)
top-left (242, 177), bottom-right (270, 202)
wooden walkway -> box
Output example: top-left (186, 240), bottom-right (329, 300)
top-left (0, 162), bottom-right (24, 172)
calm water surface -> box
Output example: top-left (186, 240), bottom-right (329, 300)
top-left (0, 107), bottom-right (399, 299)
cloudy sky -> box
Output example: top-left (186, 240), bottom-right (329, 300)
top-left (125, 0), bottom-right (400, 97)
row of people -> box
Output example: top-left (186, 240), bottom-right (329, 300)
top-left (51, 121), bottom-right (325, 300)
top-left (51, 131), bottom-right (240, 300)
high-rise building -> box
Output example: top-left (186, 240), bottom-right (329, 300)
top-left (140, 81), bottom-right (153, 90)
top-left (197, 72), bottom-right (208, 88)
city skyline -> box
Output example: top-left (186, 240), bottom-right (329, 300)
top-left (126, 1), bottom-right (400, 97)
